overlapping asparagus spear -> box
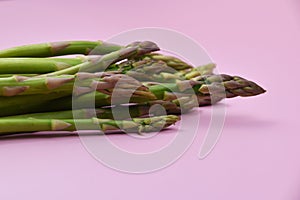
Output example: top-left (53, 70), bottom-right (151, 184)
top-left (0, 73), bottom-right (159, 117)
top-left (0, 57), bottom-right (87, 74)
top-left (0, 71), bottom-right (264, 117)
top-left (0, 51), bottom-right (201, 79)
top-left (0, 40), bottom-right (122, 58)
top-left (37, 41), bottom-right (160, 77)
top-left (0, 96), bottom-right (195, 120)
top-left (0, 115), bottom-right (180, 134)
top-left (114, 58), bottom-right (215, 82)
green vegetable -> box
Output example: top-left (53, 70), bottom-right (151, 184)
top-left (0, 40), bottom-right (122, 57)
top-left (0, 115), bottom-right (180, 134)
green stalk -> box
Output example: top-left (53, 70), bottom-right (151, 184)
top-left (137, 53), bottom-right (193, 70)
top-left (39, 41), bottom-right (160, 77)
top-left (43, 88), bottom-right (157, 111)
top-left (0, 73), bottom-right (265, 117)
top-left (0, 41), bottom-right (122, 57)
top-left (41, 73), bottom-right (265, 111)
top-left (142, 74), bottom-right (266, 106)
top-left (0, 115), bottom-right (180, 134)
top-left (0, 97), bottom-right (195, 119)
top-left (0, 75), bottom-right (75, 96)
top-left (0, 57), bottom-right (86, 74)
top-left (108, 58), bottom-right (215, 83)
top-left (0, 74), bottom-right (37, 78)
top-left (0, 73), bottom-right (156, 116)
top-left (0, 72), bottom-right (153, 97)
top-left (0, 92), bottom-right (71, 117)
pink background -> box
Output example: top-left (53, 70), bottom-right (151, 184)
top-left (0, 0), bottom-right (300, 199)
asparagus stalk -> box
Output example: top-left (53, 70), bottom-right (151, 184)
top-left (0, 72), bottom-right (158, 117)
top-left (137, 53), bottom-right (193, 70)
top-left (0, 107), bottom-right (146, 120)
top-left (38, 41), bottom-right (160, 77)
top-left (0, 57), bottom-right (87, 74)
top-left (0, 73), bottom-right (265, 116)
top-left (116, 59), bottom-right (216, 82)
top-left (37, 73), bottom-right (265, 113)
top-left (0, 51), bottom-right (209, 80)
top-left (0, 115), bottom-right (180, 134)
top-left (145, 74), bottom-right (266, 105)
top-left (180, 63), bottom-right (216, 79)
top-left (0, 75), bottom-right (74, 96)
top-left (0, 96), bottom-right (195, 119)
top-left (0, 74), bottom-right (38, 78)
top-left (0, 41), bottom-right (122, 58)
top-left (0, 91), bottom-right (73, 117)
top-left (0, 71), bottom-right (265, 110)
top-left (0, 71), bottom-right (156, 97)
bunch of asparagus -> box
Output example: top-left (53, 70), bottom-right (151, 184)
top-left (0, 40), bottom-right (265, 135)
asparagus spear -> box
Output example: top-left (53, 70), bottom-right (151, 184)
top-left (0, 115), bottom-right (180, 134)
top-left (0, 41), bottom-right (122, 58)
top-left (0, 74), bottom-right (37, 78)
top-left (137, 53), bottom-right (193, 70)
top-left (36, 73), bottom-right (265, 113)
top-left (115, 59), bottom-right (216, 82)
top-left (0, 51), bottom-right (207, 80)
top-left (0, 72), bottom-right (158, 117)
top-left (0, 75), bottom-right (74, 96)
top-left (0, 57), bottom-right (87, 74)
top-left (0, 72), bottom-right (265, 116)
top-left (0, 107), bottom-right (146, 120)
top-left (39, 41), bottom-right (160, 77)
top-left (0, 92), bottom-right (73, 117)
top-left (145, 74), bottom-right (266, 105)
top-left (0, 96), bottom-right (195, 119)
top-left (180, 63), bottom-right (216, 79)
top-left (0, 71), bottom-right (157, 97)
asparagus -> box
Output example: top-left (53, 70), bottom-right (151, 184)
top-left (0, 71), bottom-right (157, 97)
top-left (0, 115), bottom-right (180, 134)
top-left (0, 72), bottom-right (159, 117)
top-left (0, 107), bottom-right (147, 120)
top-left (115, 59), bottom-right (216, 82)
top-left (0, 74), bottom-right (37, 78)
top-left (0, 72), bottom-right (265, 116)
top-left (0, 75), bottom-right (75, 96)
top-left (0, 57), bottom-right (87, 74)
top-left (0, 96), bottom-right (196, 119)
top-left (111, 58), bottom-right (181, 82)
top-left (113, 57), bottom-right (264, 106)
top-left (38, 41), bottom-right (160, 77)
top-left (33, 73), bottom-right (264, 114)
top-left (180, 63), bottom-right (216, 79)
top-left (144, 74), bottom-right (266, 105)
top-left (137, 53), bottom-right (193, 70)
top-left (0, 92), bottom-right (72, 117)
top-left (0, 51), bottom-right (207, 81)
top-left (0, 39), bottom-right (267, 136)
top-left (0, 41), bottom-right (122, 58)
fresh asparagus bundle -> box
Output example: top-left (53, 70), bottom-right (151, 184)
top-left (0, 39), bottom-right (266, 135)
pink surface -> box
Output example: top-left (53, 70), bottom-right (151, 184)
top-left (0, 0), bottom-right (300, 199)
